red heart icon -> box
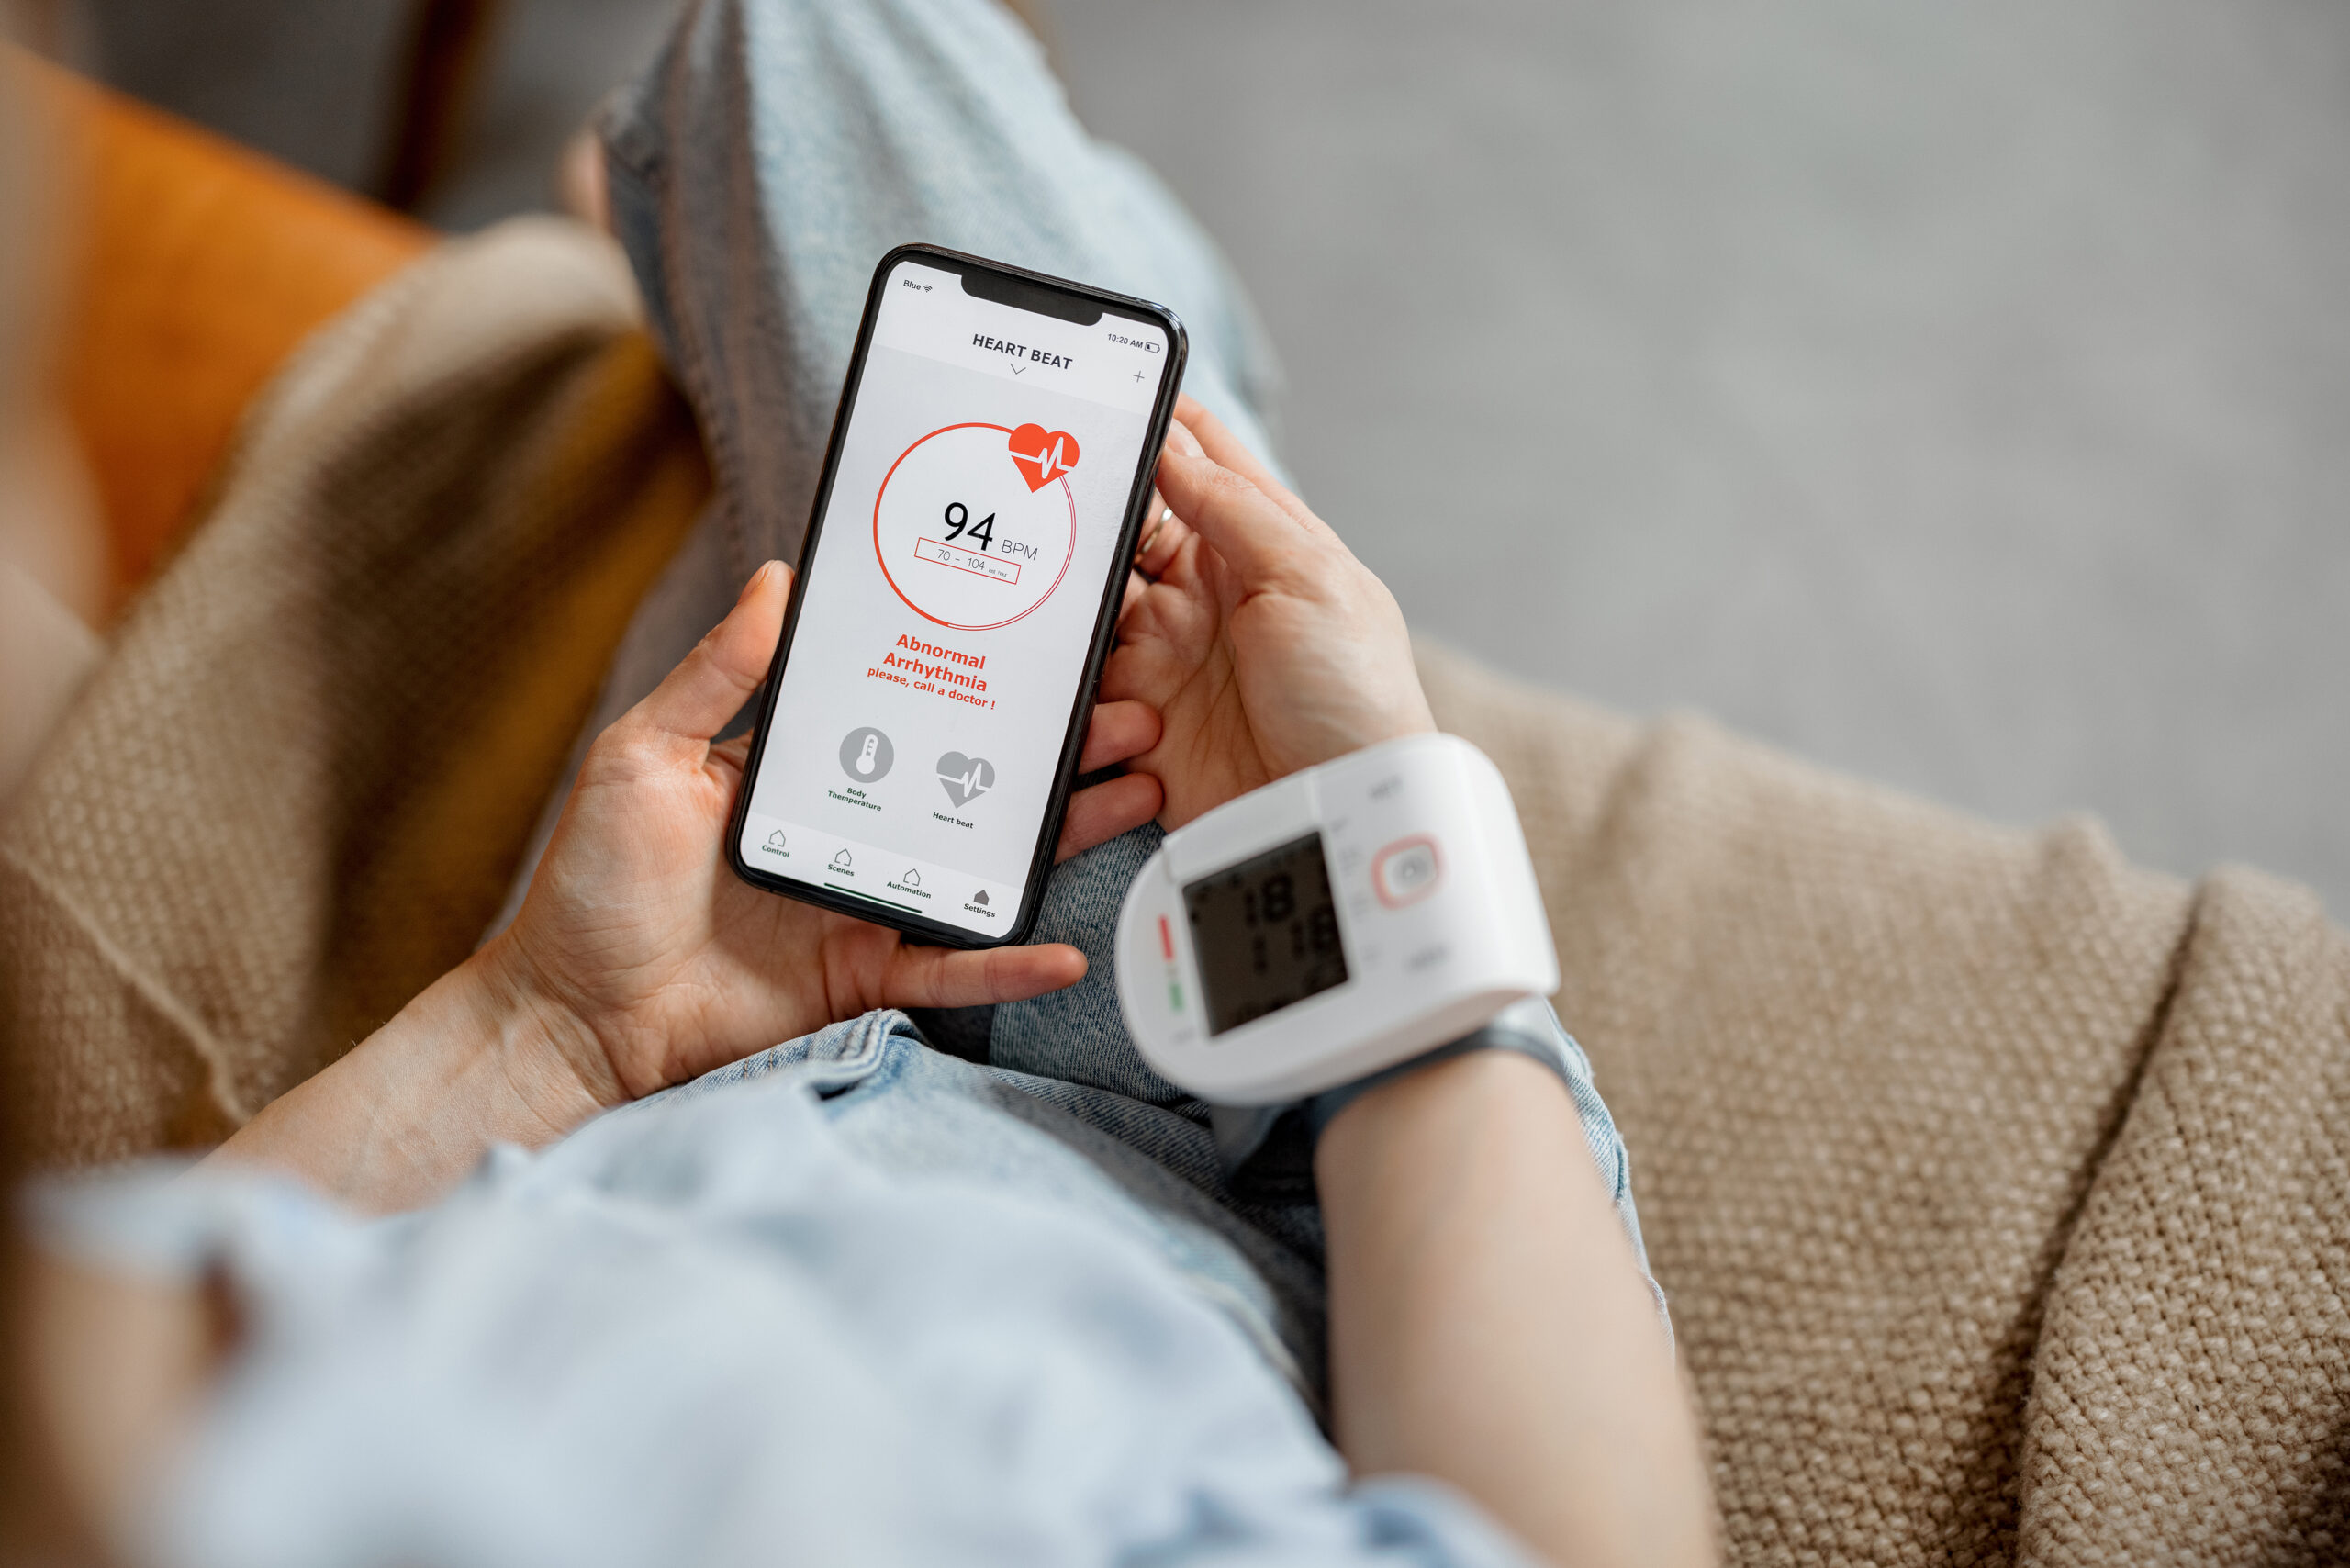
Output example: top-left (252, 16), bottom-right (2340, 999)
top-left (1008, 424), bottom-right (1080, 492)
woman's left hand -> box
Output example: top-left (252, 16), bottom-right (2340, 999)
top-left (213, 562), bottom-right (1162, 1209)
top-left (499, 559), bottom-right (1164, 1104)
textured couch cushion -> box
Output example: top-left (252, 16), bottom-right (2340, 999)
top-left (25, 52), bottom-right (430, 613)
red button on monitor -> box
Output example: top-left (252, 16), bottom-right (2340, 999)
top-left (1372, 836), bottom-right (1442, 908)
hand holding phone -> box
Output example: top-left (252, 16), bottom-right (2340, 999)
top-left (1106, 396), bottom-right (1437, 832)
top-left (728, 247), bottom-right (1189, 946)
top-left (493, 560), bottom-right (1160, 1106)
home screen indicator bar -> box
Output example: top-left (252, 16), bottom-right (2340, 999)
top-left (742, 812), bottom-right (1018, 935)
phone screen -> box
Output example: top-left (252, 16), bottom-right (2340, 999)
top-left (735, 254), bottom-right (1178, 939)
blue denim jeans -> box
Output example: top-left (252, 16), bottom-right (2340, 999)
top-left (581, 0), bottom-right (1661, 1385)
top-left (643, 818), bottom-right (1662, 1394)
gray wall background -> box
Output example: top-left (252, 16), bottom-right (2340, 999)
top-left (73, 0), bottom-right (2350, 912)
top-left (1047, 0), bottom-right (2348, 914)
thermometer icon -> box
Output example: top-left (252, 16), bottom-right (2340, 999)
top-left (836, 727), bottom-right (895, 782)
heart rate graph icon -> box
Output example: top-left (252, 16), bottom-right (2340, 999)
top-left (1008, 424), bottom-right (1080, 492)
top-left (937, 751), bottom-right (996, 808)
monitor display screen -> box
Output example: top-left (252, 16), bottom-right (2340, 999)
top-left (1182, 832), bottom-right (1350, 1036)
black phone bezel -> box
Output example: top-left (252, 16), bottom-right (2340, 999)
top-left (723, 242), bottom-right (1188, 949)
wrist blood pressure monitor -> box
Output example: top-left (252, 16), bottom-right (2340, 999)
top-left (1115, 734), bottom-right (1559, 1105)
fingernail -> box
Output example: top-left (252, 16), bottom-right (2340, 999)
top-left (1166, 421), bottom-right (1203, 458)
top-left (737, 561), bottom-right (776, 604)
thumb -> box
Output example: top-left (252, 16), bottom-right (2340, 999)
top-left (884, 941), bottom-right (1089, 1009)
top-left (1152, 445), bottom-right (1322, 588)
top-left (629, 561), bottom-right (791, 745)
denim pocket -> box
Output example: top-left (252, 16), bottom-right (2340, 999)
top-left (644, 1009), bottom-right (907, 1114)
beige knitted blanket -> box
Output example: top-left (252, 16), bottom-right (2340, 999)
top-left (5, 218), bottom-right (2345, 1566)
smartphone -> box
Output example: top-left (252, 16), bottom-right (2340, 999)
top-left (726, 244), bottom-right (1188, 946)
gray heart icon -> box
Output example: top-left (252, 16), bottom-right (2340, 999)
top-left (936, 751), bottom-right (996, 808)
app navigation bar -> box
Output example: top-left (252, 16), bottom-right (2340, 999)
top-left (743, 812), bottom-right (1018, 934)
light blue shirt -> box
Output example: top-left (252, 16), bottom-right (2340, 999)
top-left (39, 1014), bottom-right (1541, 1568)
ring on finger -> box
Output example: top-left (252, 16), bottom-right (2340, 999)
top-left (1135, 506), bottom-right (1173, 564)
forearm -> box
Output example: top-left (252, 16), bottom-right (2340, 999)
top-left (206, 936), bottom-right (612, 1213)
top-left (1316, 1051), bottom-right (1716, 1568)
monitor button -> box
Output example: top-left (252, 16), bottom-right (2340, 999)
top-left (1372, 836), bottom-right (1442, 908)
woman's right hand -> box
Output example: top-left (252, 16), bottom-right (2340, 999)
top-left (1103, 397), bottom-right (1435, 828)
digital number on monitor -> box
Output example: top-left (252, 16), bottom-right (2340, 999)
top-left (1182, 832), bottom-right (1349, 1036)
